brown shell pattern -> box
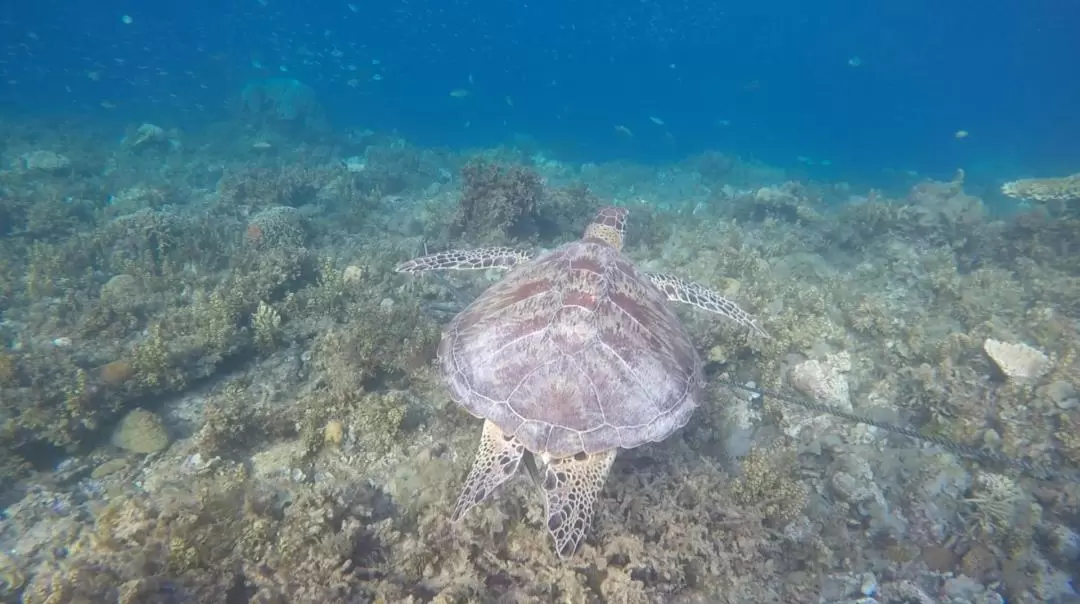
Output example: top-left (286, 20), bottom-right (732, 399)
top-left (438, 240), bottom-right (702, 458)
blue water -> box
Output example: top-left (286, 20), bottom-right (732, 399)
top-left (2, 0), bottom-right (1078, 183)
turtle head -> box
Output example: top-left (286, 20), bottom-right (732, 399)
top-left (583, 206), bottom-right (629, 250)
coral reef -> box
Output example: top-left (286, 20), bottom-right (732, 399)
top-left (1, 114), bottom-right (1079, 603)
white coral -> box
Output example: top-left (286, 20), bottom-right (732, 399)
top-left (983, 338), bottom-right (1050, 380)
top-left (783, 352), bottom-right (852, 438)
top-left (790, 351), bottom-right (852, 408)
top-left (20, 150), bottom-right (71, 172)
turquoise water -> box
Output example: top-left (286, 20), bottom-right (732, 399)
top-left (4, 0), bottom-right (1077, 182)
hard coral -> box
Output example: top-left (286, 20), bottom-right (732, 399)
top-left (245, 206), bottom-right (309, 249)
top-left (983, 338), bottom-right (1051, 381)
top-left (1002, 173), bottom-right (1080, 203)
top-left (454, 158), bottom-right (542, 244)
top-left (111, 408), bottom-right (170, 454)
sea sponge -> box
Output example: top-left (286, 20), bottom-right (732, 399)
top-left (1001, 173), bottom-right (1080, 202)
top-left (112, 408), bottom-right (170, 453)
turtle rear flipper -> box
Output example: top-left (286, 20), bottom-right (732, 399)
top-left (647, 272), bottom-right (769, 338)
top-left (395, 248), bottom-right (533, 273)
top-left (452, 420), bottom-right (525, 522)
top-left (542, 450), bottom-right (616, 559)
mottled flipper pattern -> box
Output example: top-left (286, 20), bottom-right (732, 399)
top-left (647, 272), bottom-right (769, 338)
top-left (395, 248), bottom-right (534, 273)
top-left (452, 420), bottom-right (525, 522)
top-left (542, 450), bottom-right (617, 559)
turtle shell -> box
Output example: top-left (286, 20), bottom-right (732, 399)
top-left (438, 239), bottom-right (702, 459)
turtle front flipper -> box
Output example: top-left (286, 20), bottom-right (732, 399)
top-left (452, 420), bottom-right (525, 522)
top-left (541, 450), bottom-right (616, 559)
top-left (646, 272), bottom-right (769, 338)
top-left (395, 248), bottom-right (534, 273)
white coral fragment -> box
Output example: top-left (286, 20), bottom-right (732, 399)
top-left (983, 338), bottom-right (1050, 380)
top-left (790, 351), bottom-right (852, 408)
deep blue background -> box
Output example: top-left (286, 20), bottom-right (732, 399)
top-left (1, 0), bottom-right (1078, 184)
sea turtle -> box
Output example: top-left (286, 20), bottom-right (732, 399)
top-left (395, 206), bottom-right (767, 558)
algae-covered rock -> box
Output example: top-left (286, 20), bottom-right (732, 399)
top-left (112, 408), bottom-right (170, 453)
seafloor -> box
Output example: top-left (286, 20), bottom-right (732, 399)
top-left (0, 115), bottom-right (1079, 604)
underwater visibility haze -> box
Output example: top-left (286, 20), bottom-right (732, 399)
top-left (0, 0), bottom-right (1079, 602)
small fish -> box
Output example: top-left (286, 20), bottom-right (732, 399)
top-left (505, 96), bottom-right (514, 107)
top-left (847, 56), bottom-right (862, 67)
top-left (649, 116), bottom-right (665, 126)
top-left (121, 14), bottom-right (133, 25)
top-left (449, 89), bottom-right (470, 98)
top-left (954, 130), bottom-right (969, 139)
top-left (614, 125), bottom-right (634, 137)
